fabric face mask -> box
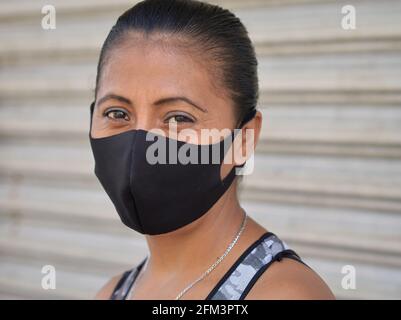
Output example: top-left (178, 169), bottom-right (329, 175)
top-left (89, 102), bottom-right (255, 235)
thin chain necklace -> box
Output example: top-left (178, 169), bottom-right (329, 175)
top-left (175, 212), bottom-right (247, 300)
top-left (127, 211), bottom-right (247, 300)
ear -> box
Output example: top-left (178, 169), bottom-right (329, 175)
top-left (233, 110), bottom-right (262, 166)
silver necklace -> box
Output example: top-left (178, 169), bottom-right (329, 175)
top-left (175, 212), bottom-right (247, 300)
top-left (126, 211), bottom-right (247, 300)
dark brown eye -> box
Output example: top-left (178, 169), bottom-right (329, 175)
top-left (166, 114), bottom-right (194, 124)
top-left (105, 109), bottom-right (129, 121)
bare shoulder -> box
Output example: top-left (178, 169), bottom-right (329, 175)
top-left (245, 257), bottom-right (335, 300)
top-left (94, 273), bottom-right (124, 300)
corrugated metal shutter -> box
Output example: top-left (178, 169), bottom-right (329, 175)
top-left (0, 0), bottom-right (400, 299)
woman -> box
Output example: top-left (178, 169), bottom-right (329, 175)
top-left (90, 0), bottom-right (334, 300)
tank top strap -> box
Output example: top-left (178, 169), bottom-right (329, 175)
top-left (110, 257), bottom-right (147, 300)
top-left (206, 231), bottom-right (309, 300)
top-left (110, 232), bottom-right (308, 300)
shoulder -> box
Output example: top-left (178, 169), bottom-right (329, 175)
top-left (245, 257), bottom-right (335, 300)
top-left (95, 273), bottom-right (125, 300)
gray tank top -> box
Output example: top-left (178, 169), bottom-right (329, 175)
top-left (110, 231), bottom-right (308, 300)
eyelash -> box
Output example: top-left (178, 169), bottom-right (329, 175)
top-left (164, 113), bottom-right (195, 124)
top-left (103, 108), bottom-right (129, 122)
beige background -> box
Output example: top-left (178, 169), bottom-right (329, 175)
top-left (0, 0), bottom-right (401, 299)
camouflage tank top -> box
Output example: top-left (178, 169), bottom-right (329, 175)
top-left (110, 231), bottom-right (308, 300)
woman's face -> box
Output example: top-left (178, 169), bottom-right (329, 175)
top-left (91, 33), bottom-right (238, 144)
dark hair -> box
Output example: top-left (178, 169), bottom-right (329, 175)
top-left (95, 0), bottom-right (259, 125)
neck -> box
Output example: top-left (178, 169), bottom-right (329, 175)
top-left (143, 184), bottom-right (245, 276)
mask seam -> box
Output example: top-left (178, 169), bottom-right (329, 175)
top-left (128, 131), bottom-right (145, 233)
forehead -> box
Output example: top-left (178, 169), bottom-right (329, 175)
top-left (98, 32), bottom-right (226, 105)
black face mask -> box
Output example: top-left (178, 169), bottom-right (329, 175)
top-left (89, 102), bottom-right (256, 235)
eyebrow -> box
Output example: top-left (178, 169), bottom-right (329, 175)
top-left (154, 96), bottom-right (207, 113)
top-left (96, 93), bottom-right (207, 113)
top-left (96, 94), bottom-right (132, 107)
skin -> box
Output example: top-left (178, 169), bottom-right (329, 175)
top-left (92, 32), bottom-right (335, 300)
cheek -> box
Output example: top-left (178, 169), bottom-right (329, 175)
top-left (90, 111), bottom-right (131, 139)
top-left (90, 111), bottom-right (103, 136)
top-left (90, 115), bottom-right (109, 138)
top-left (200, 78), bottom-right (239, 129)
top-left (208, 106), bottom-right (237, 130)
